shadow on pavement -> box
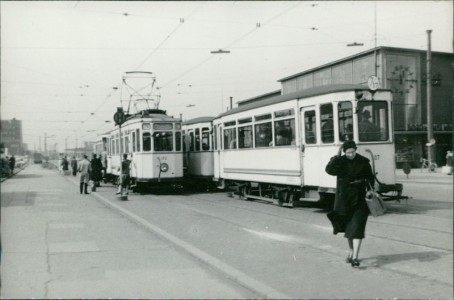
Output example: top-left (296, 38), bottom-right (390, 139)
top-left (10, 174), bottom-right (43, 179)
top-left (0, 191), bottom-right (37, 207)
top-left (363, 251), bottom-right (447, 268)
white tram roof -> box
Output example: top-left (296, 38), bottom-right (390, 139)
top-left (218, 84), bottom-right (391, 118)
top-left (182, 116), bottom-right (216, 126)
top-left (124, 109), bottom-right (180, 122)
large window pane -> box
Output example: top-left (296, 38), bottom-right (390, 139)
top-left (175, 132), bottom-right (181, 151)
top-left (143, 132), bottom-right (151, 151)
top-left (224, 128), bottom-right (237, 149)
top-left (239, 126), bottom-right (253, 148)
top-left (202, 128), bottom-right (210, 150)
top-left (154, 132), bottom-right (173, 151)
top-left (304, 111), bottom-right (317, 144)
top-left (274, 119), bottom-right (295, 146)
top-left (358, 101), bottom-right (389, 142)
top-left (338, 101), bottom-right (353, 142)
top-left (321, 103), bottom-right (334, 143)
top-left (254, 122), bottom-right (272, 147)
top-left (195, 128), bottom-right (201, 151)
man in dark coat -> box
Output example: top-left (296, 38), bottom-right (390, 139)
top-left (70, 156), bottom-right (78, 176)
top-left (90, 154), bottom-right (103, 187)
top-left (325, 140), bottom-right (374, 268)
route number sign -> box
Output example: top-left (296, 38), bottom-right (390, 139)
top-left (113, 110), bottom-right (126, 125)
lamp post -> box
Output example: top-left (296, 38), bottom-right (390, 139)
top-left (211, 48), bottom-right (231, 111)
top-left (426, 30), bottom-right (435, 165)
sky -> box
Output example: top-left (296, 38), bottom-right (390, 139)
top-left (1, 1), bottom-right (452, 153)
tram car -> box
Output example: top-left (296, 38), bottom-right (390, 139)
top-left (185, 84), bottom-right (404, 207)
top-left (182, 117), bottom-right (216, 189)
top-left (98, 109), bottom-right (184, 190)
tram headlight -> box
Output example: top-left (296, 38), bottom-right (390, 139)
top-left (160, 163), bottom-right (169, 172)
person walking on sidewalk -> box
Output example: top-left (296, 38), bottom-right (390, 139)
top-left (78, 154), bottom-right (91, 195)
top-left (116, 153), bottom-right (131, 195)
top-left (90, 153), bottom-right (103, 187)
top-left (70, 156), bottom-right (78, 176)
top-left (325, 140), bottom-right (374, 268)
top-left (9, 155), bottom-right (16, 176)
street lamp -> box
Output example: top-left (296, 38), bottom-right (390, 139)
top-left (210, 49), bottom-right (231, 54)
top-left (347, 42), bottom-right (364, 47)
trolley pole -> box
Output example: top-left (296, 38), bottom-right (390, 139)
top-left (426, 30), bottom-right (434, 164)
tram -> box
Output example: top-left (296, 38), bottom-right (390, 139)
top-left (185, 84), bottom-right (404, 207)
top-left (98, 109), bottom-right (184, 190)
top-left (182, 117), bottom-right (216, 188)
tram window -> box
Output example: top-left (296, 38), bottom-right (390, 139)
top-left (320, 104), bottom-right (334, 143)
top-left (304, 111), bottom-right (317, 144)
top-left (189, 131), bottom-right (194, 151)
top-left (358, 101), bottom-right (389, 142)
top-left (254, 122), bottom-right (272, 148)
top-left (136, 129), bottom-right (140, 152)
top-left (239, 126), bottom-right (253, 149)
top-left (175, 131), bottom-right (182, 151)
top-left (274, 119), bottom-right (295, 146)
top-left (224, 128), bottom-right (237, 150)
top-left (143, 132), bottom-right (151, 151)
top-left (125, 136), bottom-right (130, 153)
top-left (111, 140), bottom-right (115, 155)
top-left (213, 126), bottom-right (217, 150)
top-left (195, 128), bottom-right (201, 151)
top-left (132, 132), bottom-right (136, 152)
top-left (116, 139), bottom-right (120, 155)
top-left (202, 128), bottom-right (210, 150)
top-left (154, 132), bottom-right (173, 151)
top-left (338, 101), bottom-right (353, 142)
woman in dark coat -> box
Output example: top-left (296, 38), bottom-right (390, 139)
top-left (325, 140), bottom-right (374, 267)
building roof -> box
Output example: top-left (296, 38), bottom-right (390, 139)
top-left (278, 46), bottom-right (453, 82)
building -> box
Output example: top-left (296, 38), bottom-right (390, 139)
top-left (274, 46), bottom-right (452, 168)
top-left (0, 118), bottom-right (24, 156)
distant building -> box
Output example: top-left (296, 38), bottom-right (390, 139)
top-left (1, 118), bottom-right (24, 155)
top-left (276, 46), bottom-right (452, 167)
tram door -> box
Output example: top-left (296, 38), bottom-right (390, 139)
top-left (213, 124), bottom-right (222, 180)
top-left (300, 107), bottom-right (320, 186)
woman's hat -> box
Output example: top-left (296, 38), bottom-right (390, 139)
top-left (342, 140), bottom-right (357, 152)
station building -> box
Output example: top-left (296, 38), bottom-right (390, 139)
top-left (240, 46), bottom-right (452, 168)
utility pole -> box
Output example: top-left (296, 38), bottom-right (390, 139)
top-left (426, 29), bottom-right (434, 164)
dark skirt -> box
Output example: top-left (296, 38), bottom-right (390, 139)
top-left (344, 205), bottom-right (369, 239)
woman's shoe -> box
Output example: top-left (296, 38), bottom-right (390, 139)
top-left (351, 258), bottom-right (360, 268)
top-left (346, 255), bottom-right (353, 264)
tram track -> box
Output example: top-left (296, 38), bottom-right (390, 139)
top-left (112, 192), bottom-right (453, 289)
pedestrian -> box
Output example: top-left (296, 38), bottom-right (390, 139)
top-left (325, 140), bottom-right (374, 268)
top-left (116, 153), bottom-right (131, 195)
top-left (61, 156), bottom-right (69, 172)
top-left (90, 153), bottom-right (103, 187)
top-left (9, 155), bottom-right (16, 176)
top-left (70, 156), bottom-right (78, 176)
top-left (78, 154), bottom-right (91, 195)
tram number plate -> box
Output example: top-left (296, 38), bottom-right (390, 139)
top-left (373, 155), bottom-right (380, 160)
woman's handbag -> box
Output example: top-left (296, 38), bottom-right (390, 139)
top-left (365, 183), bottom-right (386, 217)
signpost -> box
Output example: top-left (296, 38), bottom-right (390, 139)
top-left (114, 107), bottom-right (128, 200)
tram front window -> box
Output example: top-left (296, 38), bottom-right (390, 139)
top-left (358, 101), bottom-right (389, 142)
top-left (153, 132), bottom-right (173, 151)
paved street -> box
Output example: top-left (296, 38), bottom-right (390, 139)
top-left (1, 163), bottom-right (452, 299)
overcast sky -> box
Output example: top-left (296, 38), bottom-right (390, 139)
top-left (1, 1), bottom-right (452, 152)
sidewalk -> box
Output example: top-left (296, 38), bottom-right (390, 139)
top-left (1, 164), bottom-right (256, 299)
top-left (395, 168), bottom-right (453, 184)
